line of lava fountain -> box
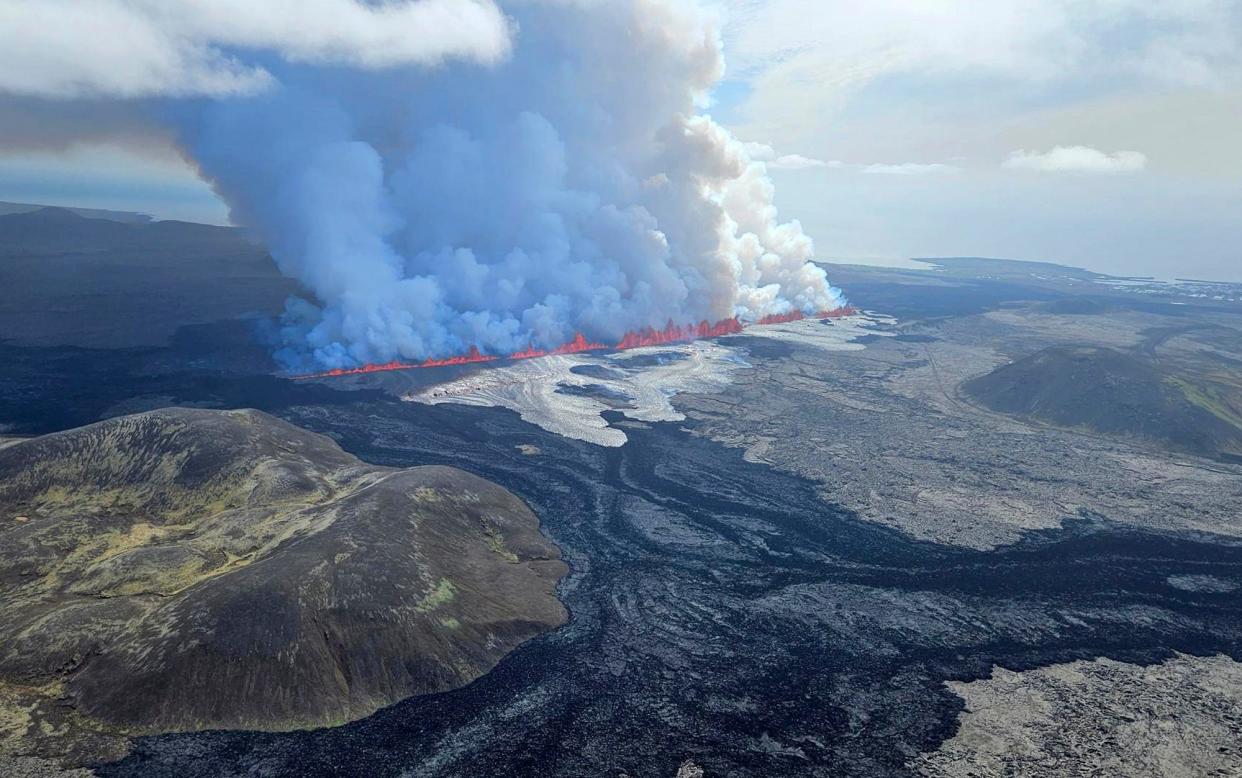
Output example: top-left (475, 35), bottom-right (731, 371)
top-left (507, 332), bottom-right (610, 361)
top-left (295, 307), bottom-right (857, 379)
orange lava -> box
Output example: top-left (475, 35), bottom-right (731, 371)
top-left (510, 332), bottom-right (610, 361)
top-left (614, 317), bottom-right (743, 350)
top-left (295, 305), bottom-right (857, 379)
top-left (556, 332), bottom-right (610, 354)
top-left (304, 359), bottom-right (419, 379)
top-left (816, 306), bottom-right (857, 319)
top-left (302, 345), bottom-right (496, 379)
top-left (756, 310), bottom-right (807, 326)
top-left (507, 344), bottom-right (548, 360)
top-left (418, 344), bottom-right (496, 368)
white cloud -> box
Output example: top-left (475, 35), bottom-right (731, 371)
top-left (862, 162), bottom-right (958, 176)
top-left (0, 0), bottom-right (512, 98)
top-left (742, 141), bottom-right (833, 170)
top-left (743, 141), bottom-right (777, 161)
top-left (770, 154), bottom-right (832, 170)
top-left (743, 142), bottom-right (951, 173)
top-left (718, 0), bottom-right (1242, 151)
top-left (722, 0), bottom-right (1242, 90)
top-left (708, 2), bottom-right (1240, 283)
top-left (1003, 146), bottom-right (1148, 173)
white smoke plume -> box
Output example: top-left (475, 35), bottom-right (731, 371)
top-left (3, 0), bottom-right (846, 369)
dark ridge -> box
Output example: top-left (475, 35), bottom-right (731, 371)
top-left (0, 200), bottom-right (154, 223)
top-left (0, 207), bottom-right (246, 256)
top-left (964, 345), bottom-right (1242, 458)
top-left (0, 209), bottom-right (297, 349)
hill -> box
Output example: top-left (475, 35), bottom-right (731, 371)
top-left (0, 409), bottom-right (566, 766)
top-left (0, 200), bottom-right (153, 224)
top-left (0, 208), bottom-right (296, 348)
top-left (0, 207), bottom-right (242, 256)
top-left (963, 346), bottom-right (1242, 458)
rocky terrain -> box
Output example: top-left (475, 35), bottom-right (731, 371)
top-left (917, 653), bottom-right (1242, 777)
top-left (0, 250), bottom-right (1240, 776)
top-left (676, 303), bottom-right (1242, 550)
top-left (0, 408), bottom-right (566, 770)
top-left (81, 391), bottom-right (1242, 778)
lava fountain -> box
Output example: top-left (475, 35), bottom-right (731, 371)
top-left (294, 307), bottom-right (857, 379)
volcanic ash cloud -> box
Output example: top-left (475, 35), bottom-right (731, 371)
top-left (168, 1), bottom-right (846, 369)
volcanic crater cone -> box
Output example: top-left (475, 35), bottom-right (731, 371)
top-left (0, 408), bottom-right (566, 748)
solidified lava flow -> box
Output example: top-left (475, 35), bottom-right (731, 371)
top-left (296, 307), bottom-right (856, 379)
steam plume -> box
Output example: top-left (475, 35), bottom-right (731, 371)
top-left (6, 0), bottom-right (846, 369)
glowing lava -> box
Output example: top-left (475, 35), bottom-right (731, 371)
top-left (756, 310), bottom-right (807, 326)
top-left (817, 306), bottom-right (856, 319)
top-left (418, 345), bottom-right (497, 368)
top-left (305, 345), bottom-right (496, 379)
top-left (295, 306), bottom-right (857, 379)
top-left (756, 306), bottom-right (857, 326)
top-left (510, 332), bottom-right (610, 361)
top-left (614, 317), bottom-right (743, 350)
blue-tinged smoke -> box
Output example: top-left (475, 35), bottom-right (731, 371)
top-left (176, 0), bottom-right (845, 370)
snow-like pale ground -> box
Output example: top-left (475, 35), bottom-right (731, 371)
top-left (404, 313), bottom-right (891, 446)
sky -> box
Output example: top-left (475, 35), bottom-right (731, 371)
top-left (711, 0), bottom-right (1242, 281)
top-left (0, 0), bottom-right (1239, 282)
